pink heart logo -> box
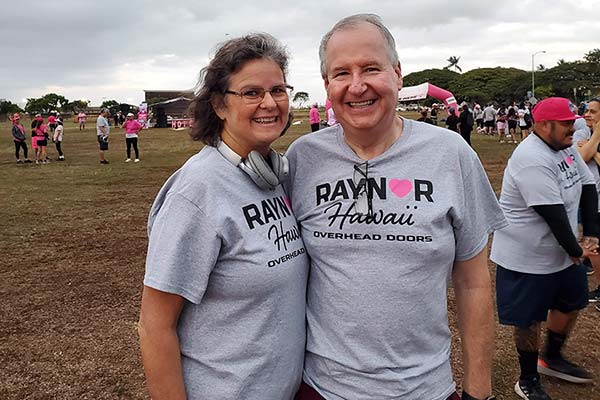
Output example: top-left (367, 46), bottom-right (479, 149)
top-left (565, 156), bottom-right (573, 166)
top-left (389, 179), bottom-right (413, 198)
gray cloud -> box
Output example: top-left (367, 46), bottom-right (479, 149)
top-left (1, 0), bottom-right (598, 106)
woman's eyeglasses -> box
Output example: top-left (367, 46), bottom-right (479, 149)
top-left (353, 161), bottom-right (373, 216)
top-left (224, 85), bottom-right (294, 104)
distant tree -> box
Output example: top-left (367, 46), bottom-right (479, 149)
top-left (25, 93), bottom-right (69, 114)
top-left (446, 56), bottom-right (462, 73)
top-left (449, 67), bottom-right (530, 105)
top-left (0, 100), bottom-right (23, 115)
top-left (69, 100), bottom-right (90, 112)
top-left (557, 59), bottom-right (567, 66)
top-left (293, 91), bottom-right (310, 108)
top-left (536, 58), bottom-right (600, 100)
top-left (101, 99), bottom-right (119, 109)
top-left (584, 48), bottom-right (600, 64)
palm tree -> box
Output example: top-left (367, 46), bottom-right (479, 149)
top-left (446, 56), bottom-right (462, 73)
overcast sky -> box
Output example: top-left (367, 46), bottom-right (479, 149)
top-left (2, 0), bottom-right (598, 106)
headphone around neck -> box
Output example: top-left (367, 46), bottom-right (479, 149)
top-left (216, 140), bottom-right (289, 190)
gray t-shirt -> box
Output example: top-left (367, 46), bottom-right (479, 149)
top-left (490, 134), bottom-right (595, 274)
top-left (573, 125), bottom-right (600, 210)
top-left (96, 115), bottom-right (109, 137)
top-left (483, 106), bottom-right (496, 122)
top-left (285, 119), bottom-right (506, 400)
top-left (144, 146), bottom-right (308, 400)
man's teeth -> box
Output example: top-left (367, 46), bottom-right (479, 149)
top-left (349, 100), bottom-right (374, 107)
top-left (254, 117), bottom-right (277, 123)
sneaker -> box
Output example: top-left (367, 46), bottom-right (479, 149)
top-left (35, 160), bottom-right (40, 165)
top-left (16, 159), bottom-right (23, 164)
top-left (589, 286), bottom-right (600, 303)
top-left (43, 159), bottom-right (49, 164)
top-left (125, 158), bottom-right (131, 162)
top-left (514, 376), bottom-right (551, 399)
top-left (100, 160), bottom-right (109, 164)
top-left (24, 159), bottom-right (32, 163)
top-left (500, 140), bottom-right (505, 143)
top-left (134, 159), bottom-right (140, 163)
top-left (538, 355), bottom-right (593, 383)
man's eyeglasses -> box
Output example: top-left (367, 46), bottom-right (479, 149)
top-left (224, 85), bottom-right (294, 104)
top-left (353, 161), bottom-right (373, 216)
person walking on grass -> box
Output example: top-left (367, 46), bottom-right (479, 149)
top-left (123, 112), bottom-right (142, 162)
top-left (53, 118), bottom-right (65, 161)
top-left (309, 103), bottom-right (321, 132)
top-left (96, 108), bottom-right (110, 164)
top-left (34, 117), bottom-right (49, 164)
top-left (78, 111), bottom-right (86, 130)
top-left (491, 97), bottom-right (598, 400)
top-left (11, 113), bottom-right (31, 164)
top-left (574, 97), bottom-right (600, 302)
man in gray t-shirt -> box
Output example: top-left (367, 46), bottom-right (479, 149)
top-left (96, 108), bottom-right (110, 164)
top-left (288, 14), bottom-right (506, 400)
top-left (490, 97), bottom-right (598, 399)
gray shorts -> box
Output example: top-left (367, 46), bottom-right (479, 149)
top-left (97, 135), bottom-right (108, 151)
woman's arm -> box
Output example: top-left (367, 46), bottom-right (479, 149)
top-left (138, 286), bottom-right (187, 400)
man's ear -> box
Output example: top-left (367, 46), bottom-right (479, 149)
top-left (395, 62), bottom-right (403, 90)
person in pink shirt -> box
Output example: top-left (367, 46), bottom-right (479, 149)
top-left (34, 117), bottom-right (49, 164)
top-left (309, 103), bottom-right (321, 132)
top-left (123, 112), bottom-right (142, 162)
top-left (78, 111), bottom-right (87, 130)
top-left (48, 112), bottom-right (57, 134)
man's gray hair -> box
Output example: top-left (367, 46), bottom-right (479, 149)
top-left (319, 13), bottom-right (399, 77)
top-left (101, 108), bottom-right (110, 114)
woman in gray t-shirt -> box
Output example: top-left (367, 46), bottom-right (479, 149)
top-left (138, 34), bottom-right (308, 400)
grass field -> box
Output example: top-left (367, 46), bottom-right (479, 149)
top-left (1, 112), bottom-right (598, 399)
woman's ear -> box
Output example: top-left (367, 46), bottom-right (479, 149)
top-left (212, 97), bottom-right (227, 120)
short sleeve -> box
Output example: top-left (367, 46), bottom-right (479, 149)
top-left (453, 148), bottom-right (507, 261)
top-left (573, 150), bottom-right (595, 186)
top-left (513, 164), bottom-right (563, 207)
top-left (144, 193), bottom-right (221, 304)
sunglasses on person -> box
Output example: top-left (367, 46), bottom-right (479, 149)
top-left (353, 161), bottom-right (373, 216)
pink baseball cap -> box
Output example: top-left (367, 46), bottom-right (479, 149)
top-left (532, 97), bottom-right (582, 122)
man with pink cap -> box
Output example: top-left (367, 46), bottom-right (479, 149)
top-left (491, 97), bottom-right (598, 399)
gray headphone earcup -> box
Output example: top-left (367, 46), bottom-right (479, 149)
top-left (268, 151), bottom-right (289, 182)
top-left (245, 151), bottom-right (280, 189)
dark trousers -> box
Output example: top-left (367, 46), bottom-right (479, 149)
top-left (126, 137), bottom-right (139, 159)
top-left (294, 381), bottom-right (461, 400)
top-left (460, 127), bottom-right (472, 146)
top-left (55, 141), bottom-right (63, 157)
top-left (311, 123), bottom-right (320, 132)
top-left (14, 141), bottom-right (28, 159)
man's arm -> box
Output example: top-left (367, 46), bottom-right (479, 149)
top-left (452, 248), bottom-right (494, 399)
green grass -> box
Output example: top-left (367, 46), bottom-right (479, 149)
top-left (1, 113), bottom-right (598, 399)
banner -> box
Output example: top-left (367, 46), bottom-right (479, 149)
top-left (398, 83), bottom-right (459, 116)
top-left (138, 102), bottom-right (149, 128)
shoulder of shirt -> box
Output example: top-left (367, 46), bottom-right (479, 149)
top-left (286, 125), bottom-right (341, 155)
